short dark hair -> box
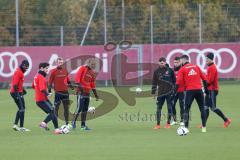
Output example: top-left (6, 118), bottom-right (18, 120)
top-left (174, 56), bottom-right (180, 61)
top-left (180, 55), bottom-right (189, 60)
top-left (39, 62), bottom-right (49, 69)
top-left (159, 57), bottom-right (166, 62)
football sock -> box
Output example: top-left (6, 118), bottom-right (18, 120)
top-left (14, 111), bottom-right (20, 125)
top-left (214, 108), bottom-right (228, 121)
top-left (81, 112), bottom-right (87, 127)
top-left (19, 111), bottom-right (25, 128)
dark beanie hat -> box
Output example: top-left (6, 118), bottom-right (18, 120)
top-left (21, 59), bottom-right (29, 67)
top-left (206, 52), bottom-right (214, 60)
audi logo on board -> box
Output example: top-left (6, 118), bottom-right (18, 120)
top-left (166, 48), bottom-right (237, 74)
top-left (0, 52), bottom-right (32, 78)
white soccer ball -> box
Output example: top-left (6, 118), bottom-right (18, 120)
top-left (135, 87), bottom-right (142, 94)
top-left (177, 126), bottom-right (189, 136)
top-left (88, 106), bottom-right (96, 114)
top-left (61, 125), bottom-right (70, 134)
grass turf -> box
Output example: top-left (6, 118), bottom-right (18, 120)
top-left (0, 84), bottom-right (239, 160)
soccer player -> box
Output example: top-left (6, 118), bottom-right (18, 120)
top-left (48, 57), bottom-right (70, 127)
top-left (72, 58), bottom-right (99, 130)
top-left (32, 62), bottom-right (62, 134)
top-left (171, 56), bottom-right (184, 126)
top-left (10, 60), bottom-right (30, 132)
top-left (176, 55), bottom-right (209, 132)
top-left (152, 57), bottom-right (176, 129)
top-left (205, 53), bottom-right (231, 127)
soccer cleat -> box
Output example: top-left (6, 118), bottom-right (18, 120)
top-left (223, 118), bottom-right (231, 128)
top-left (19, 127), bottom-right (31, 132)
top-left (80, 126), bottom-right (91, 131)
top-left (72, 121), bottom-right (76, 129)
top-left (54, 128), bottom-right (63, 134)
top-left (39, 122), bottom-right (50, 131)
top-left (201, 127), bottom-right (207, 133)
top-left (179, 122), bottom-right (185, 126)
top-left (153, 125), bottom-right (161, 130)
top-left (164, 123), bottom-right (171, 129)
top-left (13, 125), bottom-right (20, 131)
top-left (170, 121), bottom-right (178, 126)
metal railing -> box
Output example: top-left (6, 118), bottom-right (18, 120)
top-left (0, 0), bottom-right (239, 46)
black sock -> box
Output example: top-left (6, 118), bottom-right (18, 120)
top-left (214, 108), bottom-right (227, 121)
top-left (73, 113), bottom-right (80, 123)
top-left (44, 114), bottom-right (52, 124)
top-left (173, 115), bottom-right (177, 122)
top-left (50, 111), bottom-right (58, 129)
top-left (205, 108), bottom-right (209, 122)
top-left (201, 109), bottom-right (206, 127)
top-left (81, 112), bottom-right (87, 127)
top-left (19, 111), bottom-right (25, 128)
top-left (64, 105), bottom-right (69, 125)
top-left (167, 114), bottom-right (171, 124)
top-left (156, 111), bottom-right (161, 125)
top-left (14, 111), bottom-right (20, 125)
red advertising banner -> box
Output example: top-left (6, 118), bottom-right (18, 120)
top-left (0, 43), bottom-right (240, 83)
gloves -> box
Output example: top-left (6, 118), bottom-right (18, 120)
top-left (204, 88), bottom-right (209, 95)
top-left (68, 84), bottom-right (74, 90)
top-left (23, 89), bottom-right (27, 95)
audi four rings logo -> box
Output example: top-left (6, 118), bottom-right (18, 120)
top-left (166, 48), bottom-right (237, 74)
top-left (0, 52), bottom-right (32, 77)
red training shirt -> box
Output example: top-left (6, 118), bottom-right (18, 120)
top-left (206, 63), bottom-right (219, 91)
top-left (48, 67), bottom-right (68, 92)
top-left (75, 65), bottom-right (96, 94)
top-left (177, 63), bottom-right (207, 91)
top-left (32, 73), bottom-right (48, 102)
top-left (10, 67), bottom-right (24, 93)
top-left (174, 70), bottom-right (184, 92)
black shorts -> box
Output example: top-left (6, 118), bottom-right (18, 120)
top-left (54, 92), bottom-right (69, 107)
top-left (10, 92), bottom-right (25, 111)
top-left (75, 94), bottom-right (90, 113)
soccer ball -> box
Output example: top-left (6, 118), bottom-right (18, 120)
top-left (177, 126), bottom-right (189, 136)
top-left (135, 87), bottom-right (142, 94)
top-left (88, 106), bottom-right (96, 114)
top-left (61, 125), bottom-right (70, 134)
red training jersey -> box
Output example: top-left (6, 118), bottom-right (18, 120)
top-left (49, 67), bottom-right (68, 92)
top-left (10, 67), bottom-right (24, 93)
top-left (176, 63), bottom-right (207, 91)
top-left (75, 65), bottom-right (96, 94)
top-left (206, 63), bottom-right (218, 91)
top-left (32, 73), bottom-right (48, 102)
top-left (174, 70), bottom-right (184, 92)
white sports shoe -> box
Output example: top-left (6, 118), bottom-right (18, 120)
top-left (13, 125), bottom-right (20, 131)
top-left (170, 121), bottom-right (178, 126)
top-left (179, 122), bottom-right (185, 126)
top-left (202, 127), bottom-right (207, 133)
top-left (19, 127), bottom-right (31, 132)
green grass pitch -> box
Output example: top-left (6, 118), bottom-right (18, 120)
top-left (0, 84), bottom-right (239, 160)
